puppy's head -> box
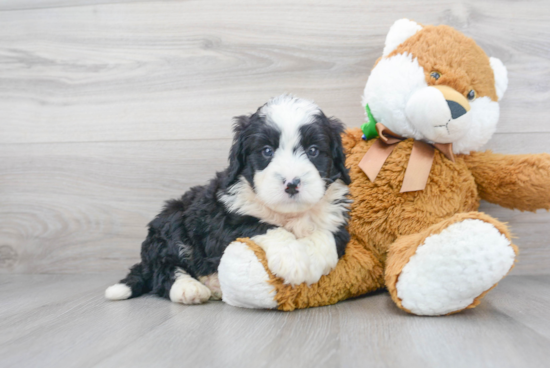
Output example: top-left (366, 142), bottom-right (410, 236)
top-left (225, 95), bottom-right (350, 214)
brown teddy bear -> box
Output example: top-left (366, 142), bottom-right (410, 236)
top-left (217, 19), bottom-right (550, 315)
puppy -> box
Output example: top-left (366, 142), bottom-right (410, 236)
top-left (105, 95), bottom-right (351, 304)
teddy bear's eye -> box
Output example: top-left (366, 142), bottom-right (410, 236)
top-left (430, 71), bottom-right (440, 80)
top-left (467, 90), bottom-right (476, 100)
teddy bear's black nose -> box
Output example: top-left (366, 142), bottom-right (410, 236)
top-left (447, 100), bottom-right (468, 119)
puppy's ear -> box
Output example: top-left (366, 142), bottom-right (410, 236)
top-left (327, 117), bottom-right (351, 185)
top-left (225, 114), bottom-right (251, 187)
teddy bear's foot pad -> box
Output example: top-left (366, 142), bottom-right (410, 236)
top-left (218, 241), bottom-right (278, 309)
top-left (396, 219), bottom-right (515, 316)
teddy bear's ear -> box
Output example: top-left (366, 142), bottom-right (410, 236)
top-left (489, 57), bottom-right (508, 100)
top-left (383, 19), bottom-right (423, 57)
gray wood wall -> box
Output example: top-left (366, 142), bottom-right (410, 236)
top-left (1, 0), bottom-right (549, 275)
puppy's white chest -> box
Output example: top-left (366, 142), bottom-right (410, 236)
top-left (280, 214), bottom-right (317, 238)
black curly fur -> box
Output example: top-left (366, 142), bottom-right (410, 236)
top-left (116, 104), bottom-right (350, 300)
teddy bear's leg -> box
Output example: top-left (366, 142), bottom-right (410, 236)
top-left (218, 240), bottom-right (279, 309)
top-left (385, 212), bottom-right (518, 316)
top-left (219, 236), bottom-right (384, 311)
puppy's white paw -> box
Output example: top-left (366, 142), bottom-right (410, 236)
top-left (253, 227), bottom-right (336, 286)
top-left (300, 231), bottom-right (338, 280)
top-left (253, 227), bottom-right (297, 244)
top-left (170, 273), bottom-right (212, 305)
top-left (266, 242), bottom-right (314, 285)
top-left (252, 228), bottom-right (313, 285)
top-left (199, 273), bottom-right (222, 300)
top-left (105, 283), bottom-right (132, 300)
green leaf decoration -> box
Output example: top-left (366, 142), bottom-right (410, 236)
top-left (361, 104), bottom-right (379, 140)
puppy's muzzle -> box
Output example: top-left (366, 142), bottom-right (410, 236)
top-left (284, 178), bottom-right (301, 196)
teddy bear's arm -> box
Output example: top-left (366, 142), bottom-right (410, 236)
top-left (219, 236), bottom-right (384, 311)
top-left (463, 151), bottom-right (550, 211)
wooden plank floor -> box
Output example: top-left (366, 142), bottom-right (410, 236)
top-left (1, 1), bottom-right (550, 365)
top-left (1, 274), bottom-right (549, 368)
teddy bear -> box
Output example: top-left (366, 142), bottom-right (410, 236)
top-left (216, 19), bottom-right (550, 315)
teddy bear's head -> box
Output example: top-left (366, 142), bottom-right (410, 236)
top-left (362, 19), bottom-right (508, 154)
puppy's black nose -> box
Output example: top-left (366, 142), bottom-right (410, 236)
top-left (285, 178), bottom-right (301, 195)
top-left (447, 100), bottom-right (467, 119)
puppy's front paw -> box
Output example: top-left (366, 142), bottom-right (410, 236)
top-left (252, 227), bottom-right (336, 286)
top-left (300, 231), bottom-right (339, 280)
top-left (253, 227), bottom-right (328, 285)
top-left (199, 273), bottom-right (222, 300)
top-left (253, 227), bottom-right (297, 244)
top-left (252, 228), bottom-right (312, 285)
top-left (170, 274), bottom-right (212, 304)
top-left (266, 242), bottom-right (314, 286)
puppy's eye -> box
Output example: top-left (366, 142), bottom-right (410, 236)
top-left (467, 90), bottom-right (476, 100)
top-left (261, 146), bottom-right (274, 158)
top-left (430, 71), bottom-right (441, 80)
top-left (307, 146), bottom-right (319, 158)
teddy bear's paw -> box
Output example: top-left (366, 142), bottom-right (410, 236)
top-left (169, 271), bottom-right (212, 305)
top-left (218, 241), bottom-right (277, 309)
top-left (396, 219), bottom-right (516, 316)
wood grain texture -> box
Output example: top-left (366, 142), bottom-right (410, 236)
top-left (1, 0), bottom-right (550, 144)
top-left (0, 0), bottom-right (549, 274)
top-left (0, 0), bottom-right (150, 11)
top-left (0, 140), bottom-right (231, 273)
top-left (1, 137), bottom-right (549, 274)
top-left (0, 274), bottom-right (549, 368)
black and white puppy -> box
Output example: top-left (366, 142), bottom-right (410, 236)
top-left (105, 95), bottom-right (351, 304)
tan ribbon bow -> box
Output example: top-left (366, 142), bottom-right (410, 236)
top-left (358, 123), bottom-right (455, 193)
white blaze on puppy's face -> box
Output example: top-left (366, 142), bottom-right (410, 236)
top-left (218, 95), bottom-right (351, 286)
top-left (254, 96), bottom-right (326, 214)
top-left (219, 95), bottom-right (350, 238)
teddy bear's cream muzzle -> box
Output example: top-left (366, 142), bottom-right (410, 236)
top-left (405, 85), bottom-right (472, 144)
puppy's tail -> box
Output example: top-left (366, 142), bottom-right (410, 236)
top-left (105, 263), bottom-right (150, 301)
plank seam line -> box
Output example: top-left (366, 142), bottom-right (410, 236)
top-left (0, 137), bottom-right (233, 146)
top-left (0, 131), bottom-right (548, 146)
top-left (0, 0), bottom-right (165, 13)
